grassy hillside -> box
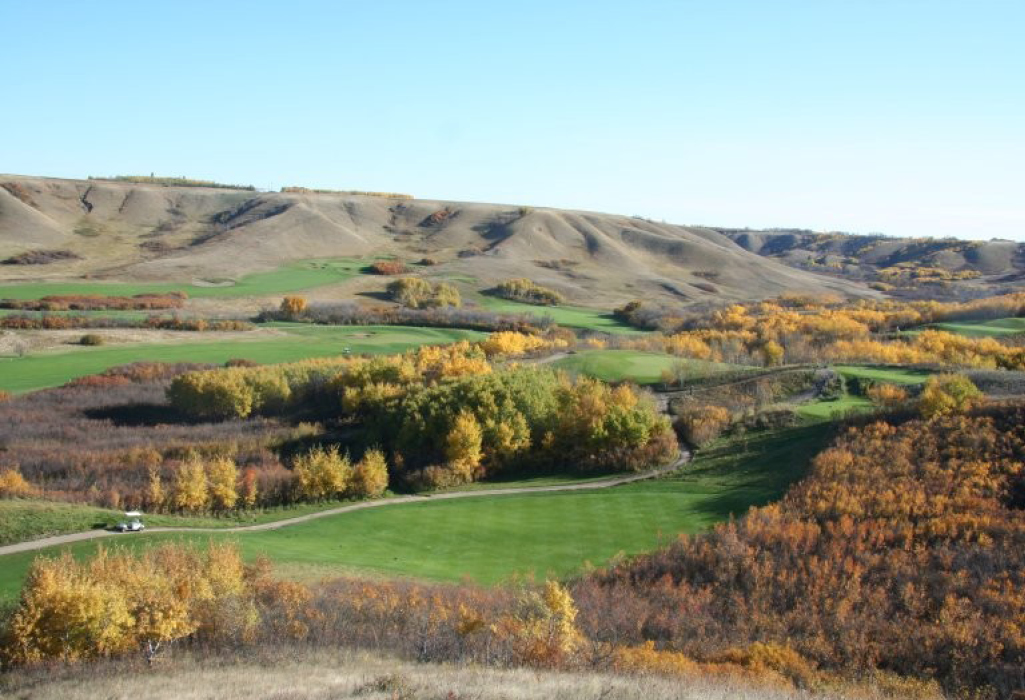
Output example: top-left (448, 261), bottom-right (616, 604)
top-left (0, 258), bottom-right (366, 300)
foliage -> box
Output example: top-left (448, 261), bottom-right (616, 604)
top-left (278, 295), bottom-right (308, 318)
top-left (574, 408), bottom-right (1025, 696)
top-left (2, 249), bottom-right (81, 265)
top-left (0, 468), bottom-right (35, 498)
top-left (865, 382), bottom-right (909, 410)
top-left (90, 175), bottom-right (255, 190)
top-left (78, 334), bottom-right (104, 346)
top-left (0, 293), bottom-right (185, 312)
top-left (369, 260), bottom-right (410, 275)
top-left (292, 446), bottom-right (351, 501)
top-left (918, 373), bottom-right (984, 418)
top-left (491, 278), bottom-right (565, 306)
top-left (0, 543), bottom-right (267, 665)
top-left (386, 277), bottom-right (462, 309)
top-left (675, 405), bottom-right (732, 447)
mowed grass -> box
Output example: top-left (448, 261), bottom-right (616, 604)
top-left (796, 395), bottom-right (874, 420)
top-left (0, 324), bottom-right (485, 393)
top-left (0, 259), bottom-right (367, 301)
top-left (835, 364), bottom-right (933, 385)
top-left (925, 317), bottom-right (1025, 337)
top-left (553, 349), bottom-right (735, 385)
top-left (475, 296), bottom-right (643, 334)
top-left (0, 423), bottom-right (832, 598)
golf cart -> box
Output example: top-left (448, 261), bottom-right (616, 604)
top-left (115, 511), bottom-right (146, 533)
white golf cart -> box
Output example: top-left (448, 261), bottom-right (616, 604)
top-left (115, 511), bottom-right (146, 533)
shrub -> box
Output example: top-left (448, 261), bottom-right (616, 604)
top-left (675, 405), bottom-right (732, 447)
top-left (492, 279), bottom-right (564, 306)
top-left (0, 466), bottom-right (34, 498)
top-left (386, 277), bottom-right (461, 309)
top-left (79, 333), bottom-right (104, 346)
top-left (279, 295), bottom-right (308, 317)
top-left (369, 260), bottom-right (410, 275)
top-left (918, 373), bottom-right (983, 418)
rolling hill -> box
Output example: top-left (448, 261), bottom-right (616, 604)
top-left (0, 175), bottom-right (868, 306)
top-left (720, 227), bottom-right (1025, 295)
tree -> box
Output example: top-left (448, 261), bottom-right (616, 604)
top-left (145, 465), bottom-right (164, 511)
top-left (206, 457), bottom-right (239, 511)
top-left (918, 373), bottom-right (983, 418)
top-left (0, 466), bottom-right (34, 498)
top-left (350, 448), bottom-right (389, 498)
top-left (445, 411), bottom-right (484, 481)
top-left (279, 295), bottom-right (308, 317)
top-left (172, 458), bottom-right (209, 511)
top-left (866, 383), bottom-right (908, 411)
top-left (293, 446), bottom-right (351, 501)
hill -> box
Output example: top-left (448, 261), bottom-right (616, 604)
top-left (719, 228), bottom-right (1025, 296)
top-left (0, 175), bottom-right (867, 307)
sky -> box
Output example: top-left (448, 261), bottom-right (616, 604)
top-left (1, 0), bottom-right (1022, 240)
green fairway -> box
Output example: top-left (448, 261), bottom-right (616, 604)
top-left (475, 296), bottom-right (643, 334)
top-left (0, 423), bottom-right (832, 598)
top-left (926, 317), bottom-right (1025, 337)
top-left (835, 364), bottom-right (933, 385)
top-left (796, 395), bottom-right (874, 420)
top-left (0, 259), bottom-right (367, 301)
top-left (553, 349), bottom-right (734, 385)
top-left (0, 324), bottom-right (485, 393)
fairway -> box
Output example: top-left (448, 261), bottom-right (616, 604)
top-left (553, 349), bottom-right (734, 385)
top-left (927, 317), bottom-right (1025, 338)
top-left (0, 324), bottom-right (485, 393)
top-left (475, 296), bottom-right (643, 334)
top-left (0, 423), bottom-right (832, 599)
top-left (0, 259), bottom-right (367, 301)
top-left (835, 364), bottom-right (933, 385)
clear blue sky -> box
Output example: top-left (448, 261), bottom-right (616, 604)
top-left (2, 1), bottom-right (1022, 239)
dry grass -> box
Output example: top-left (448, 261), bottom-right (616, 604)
top-left (0, 649), bottom-right (940, 700)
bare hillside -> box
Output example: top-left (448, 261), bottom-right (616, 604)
top-left (0, 175), bottom-right (868, 305)
top-left (720, 228), bottom-right (1025, 296)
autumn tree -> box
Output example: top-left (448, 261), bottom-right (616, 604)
top-left (206, 456), bottom-right (239, 511)
top-left (866, 383), bottom-right (909, 411)
top-left (0, 466), bottom-right (34, 498)
top-left (172, 458), bottom-right (209, 511)
top-left (918, 373), bottom-right (983, 418)
top-left (279, 295), bottom-right (308, 318)
top-left (350, 448), bottom-right (389, 498)
top-left (445, 411), bottom-right (484, 482)
top-left (293, 446), bottom-right (351, 501)
top-left (145, 465), bottom-right (164, 511)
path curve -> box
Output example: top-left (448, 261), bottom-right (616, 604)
top-left (0, 451), bottom-right (690, 557)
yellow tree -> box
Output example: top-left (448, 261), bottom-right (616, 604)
top-left (207, 457), bottom-right (239, 511)
top-left (173, 458), bottom-right (209, 512)
top-left (0, 466), bottom-right (34, 498)
top-left (293, 446), bottom-right (351, 501)
top-left (145, 465), bottom-right (164, 511)
top-left (2, 552), bottom-right (133, 664)
top-left (350, 448), bottom-right (389, 498)
top-left (919, 373), bottom-right (983, 419)
top-left (445, 411), bottom-right (484, 481)
top-left (279, 295), bottom-right (308, 317)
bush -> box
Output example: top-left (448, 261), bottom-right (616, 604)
top-left (369, 260), bottom-right (410, 275)
top-left (491, 279), bottom-right (565, 306)
top-left (386, 277), bottom-right (461, 309)
top-left (79, 334), bottom-right (104, 346)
